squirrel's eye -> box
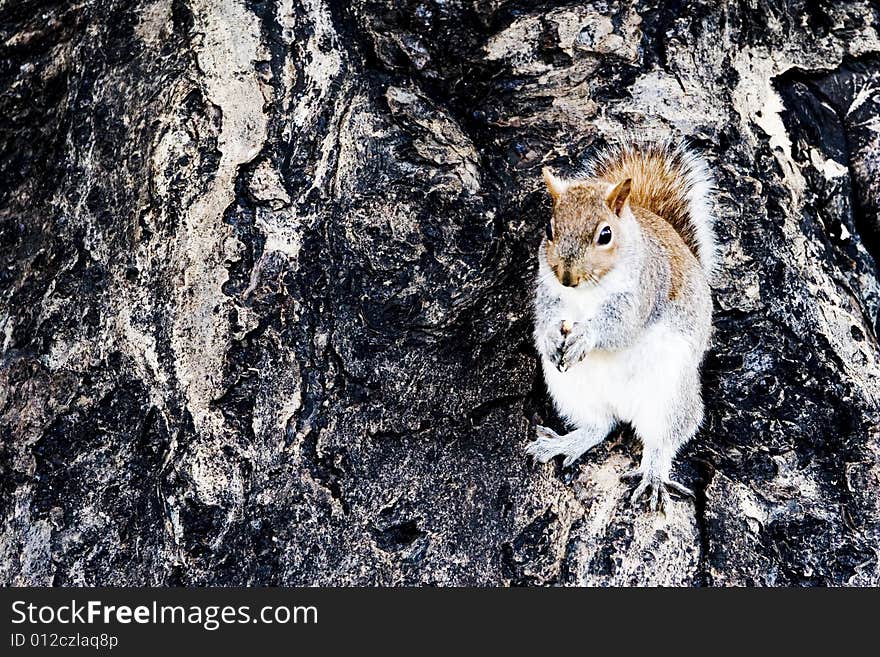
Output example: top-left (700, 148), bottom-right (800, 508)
top-left (597, 225), bottom-right (612, 245)
top-left (545, 219), bottom-right (553, 241)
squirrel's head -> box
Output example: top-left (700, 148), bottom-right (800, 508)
top-left (541, 167), bottom-right (632, 288)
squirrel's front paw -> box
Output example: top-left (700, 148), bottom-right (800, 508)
top-left (559, 324), bottom-right (595, 372)
top-left (539, 321), bottom-right (568, 368)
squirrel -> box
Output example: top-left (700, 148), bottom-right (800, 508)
top-left (526, 139), bottom-right (715, 512)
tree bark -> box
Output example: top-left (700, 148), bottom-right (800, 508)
top-left (1, 0), bottom-right (879, 585)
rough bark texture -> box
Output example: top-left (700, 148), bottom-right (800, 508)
top-left (1, 0), bottom-right (879, 586)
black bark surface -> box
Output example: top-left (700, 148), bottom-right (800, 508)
top-left (1, 0), bottom-right (879, 585)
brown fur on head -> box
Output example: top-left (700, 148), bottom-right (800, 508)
top-left (542, 167), bottom-right (631, 288)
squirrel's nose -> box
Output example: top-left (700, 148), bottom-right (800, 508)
top-left (559, 268), bottom-right (577, 287)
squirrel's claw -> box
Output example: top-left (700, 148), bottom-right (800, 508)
top-left (525, 425), bottom-right (563, 463)
top-left (629, 476), bottom-right (669, 513)
top-left (629, 476), bottom-right (653, 506)
top-left (527, 425), bottom-right (603, 467)
top-left (558, 325), bottom-right (594, 371)
top-left (541, 326), bottom-right (567, 370)
top-left (542, 321), bottom-right (590, 373)
top-left (551, 348), bottom-right (565, 372)
top-left (626, 472), bottom-right (694, 513)
top-left (664, 479), bottom-right (695, 499)
top-left (620, 467), bottom-right (643, 481)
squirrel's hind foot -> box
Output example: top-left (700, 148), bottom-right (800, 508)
top-left (527, 425), bottom-right (605, 468)
top-left (623, 469), bottom-right (695, 513)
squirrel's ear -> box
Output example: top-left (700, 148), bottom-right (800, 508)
top-left (542, 167), bottom-right (568, 202)
top-left (606, 178), bottom-right (632, 216)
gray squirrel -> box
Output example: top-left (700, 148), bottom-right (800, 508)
top-left (526, 139), bottom-right (715, 512)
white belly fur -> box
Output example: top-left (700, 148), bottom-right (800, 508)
top-left (542, 320), bottom-right (694, 432)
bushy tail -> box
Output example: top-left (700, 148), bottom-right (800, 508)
top-left (586, 139), bottom-right (716, 275)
